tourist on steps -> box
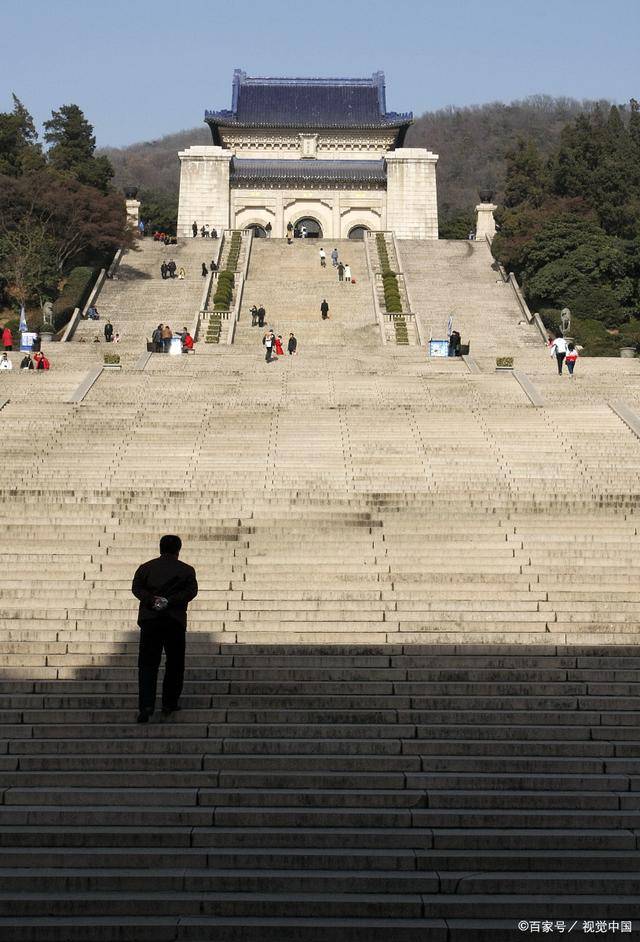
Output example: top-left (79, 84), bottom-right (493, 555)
top-left (319, 247), bottom-right (326, 268)
top-left (265, 222), bottom-right (272, 238)
top-left (20, 354), bottom-right (34, 370)
top-left (331, 248), bottom-right (338, 267)
top-left (132, 534), bottom-right (198, 724)
top-left (167, 260), bottom-right (177, 279)
top-left (288, 333), bottom-right (297, 355)
top-left (448, 330), bottom-right (461, 357)
top-left (201, 263), bottom-right (208, 278)
top-left (0, 352), bottom-right (12, 369)
top-left (565, 342), bottom-right (578, 379)
top-left (258, 306), bottom-right (266, 328)
top-left (344, 264), bottom-right (352, 284)
top-left (34, 352), bottom-right (50, 370)
top-left (210, 259), bottom-right (218, 272)
top-left (152, 325), bottom-right (163, 353)
top-left (104, 321), bottom-right (114, 343)
top-left (182, 331), bottom-right (194, 353)
top-left (337, 262), bottom-right (344, 282)
top-left (549, 334), bottom-right (567, 374)
top-left (286, 222), bottom-right (293, 244)
top-left (250, 305), bottom-right (259, 327)
top-left (178, 267), bottom-right (185, 280)
top-left (161, 262), bottom-right (168, 280)
top-left (263, 331), bottom-right (275, 362)
top-left (192, 221), bottom-right (198, 238)
top-left (161, 324), bottom-right (173, 353)
top-left (2, 326), bottom-right (13, 351)
top-left (275, 335), bottom-right (284, 356)
top-left (321, 299), bottom-right (330, 320)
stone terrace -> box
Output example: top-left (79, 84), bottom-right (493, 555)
top-left (1, 244), bottom-right (640, 939)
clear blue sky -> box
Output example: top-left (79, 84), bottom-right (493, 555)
top-left (3, 0), bottom-right (639, 147)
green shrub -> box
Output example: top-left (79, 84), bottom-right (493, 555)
top-left (496, 356), bottom-right (514, 368)
top-left (52, 267), bottom-right (96, 329)
top-left (103, 353), bottom-right (120, 365)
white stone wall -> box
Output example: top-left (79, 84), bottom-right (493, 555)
top-left (385, 149), bottom-right (439, 239)
top-left (221, 128), bottom-right (398, 160)
top-left (177, 146), bottom-right (232, 238)
top-left (229, 188), bottom-right (386, 239)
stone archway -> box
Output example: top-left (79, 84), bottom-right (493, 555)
top-left (294, 217), bottom-right (323, 239)
top-left (247, 224), bottom-right (267, 238)
top-left (348, 225), bottom-right (370, 240)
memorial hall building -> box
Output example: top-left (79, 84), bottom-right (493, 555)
top-left (177, 70), bottom-right (439, 240)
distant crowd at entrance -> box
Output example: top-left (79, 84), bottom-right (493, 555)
top-left (246, 219), bottom-right (370, 241)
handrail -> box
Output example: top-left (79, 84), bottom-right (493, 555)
top-left (106, 248), bottom-right (124, 279)
top-left (192, 236), bottom-right (227, 341)
top-left (392, 233), bottom-right (424, 347)
top-left (485, 235), bottom-right (547, 343)
top-left (364, 234), bottom-right (387, 346)
top-left (227, 272), bottom-right (244, 345)
top-left (63, 268), bottom-right (107, 342)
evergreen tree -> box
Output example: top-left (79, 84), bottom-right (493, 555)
top-left (0, 95), bottom-right (42, 176)
top-left (44, 104), bottom-right (114, 193)
top-left (503, 138), bottom-right (547, 209)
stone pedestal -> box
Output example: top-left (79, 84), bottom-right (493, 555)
top-left (385, 149), bottom-right (439, 240)
top-left (177, 146), bottom-right (232, 238)
top-left (125, 199), bottom-right (141, 228)
top-left (475, 203), bottom-right (497, 242)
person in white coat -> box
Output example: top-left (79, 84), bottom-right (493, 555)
top-left (0, 353), bottom-right (12, 370)
top-left (549, 334), bottom-right (567, 375)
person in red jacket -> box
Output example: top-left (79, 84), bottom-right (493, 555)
top-left (274, 335), bottom-right (284, 356)
top-left (2, 326), bottom-right (13, 351)
top-left (182, 331), bottom-right (194, 353)
top-left (34, 352), bottom-right (50, 370)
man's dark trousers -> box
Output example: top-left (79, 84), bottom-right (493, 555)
top-left (138, 617), bottom-right (185, 713)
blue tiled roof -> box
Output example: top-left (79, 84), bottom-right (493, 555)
top-left (206, 71), bottom-right (412, 137)
top-left (230, 159), bottom-right (387, 187)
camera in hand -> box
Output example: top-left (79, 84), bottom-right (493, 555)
top-left (153, 596), bottom-right (169, 611)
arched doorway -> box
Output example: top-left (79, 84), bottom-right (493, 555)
top-left (294, 217), bottom-right (323, 239)
top-left (247, 224), bottom-right (267, 238)
top-left (348, 225), bottom-right (370, 240)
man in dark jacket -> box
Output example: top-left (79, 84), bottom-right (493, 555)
top-left (132, 534), bottom-right (198, 723)
top-left (104, 321), bottom-right (113, 342)
top-left (320, 299), bottom-right (329, 320)
top-left (287, 333), bottom-right (297, 355)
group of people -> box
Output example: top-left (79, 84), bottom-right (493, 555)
top-left (161, 260), bottom-right (185, 280)
top-left (192, 222), bottom-right (218, 239)
top-left (319, 248), bottom-right (352, 282)
top-left (263, 330), bottom-right (297, 362)
top-left (153, 232), bottom-right (177, 245)
top-left (0, 351), bottom-right (50, 371)
top-left (151, 324), bottom-right (194, 354)
top-left (548, 334), bottom-right (579, 377)
top-left (201, 260), bottom-right (218, 277)
top-left (249, 305), bottom-right (267, 328)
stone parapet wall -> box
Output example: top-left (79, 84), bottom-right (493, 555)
top-left (385, 148), bottom-right (439, 239)
top-left (177, 146), bottom-right (232, 238)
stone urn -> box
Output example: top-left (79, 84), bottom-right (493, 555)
top-left (620, 347), bottom-right (636, 358)
top-left (124, 186), bottom-right (139, 199)
top-left (478, 187), bottom-right (495, 204)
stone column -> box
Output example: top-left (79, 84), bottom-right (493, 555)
top-left (125, 199), bottom-right (141, 228)
top-left (177, 146), bottom-right (232, 239)
top-left (475, 203), bottom-right (497, 242)
top-left (385, 148), bottom-right (439, 239)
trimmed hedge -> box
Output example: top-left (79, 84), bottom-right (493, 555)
top-left (375, 236), bottom-right (404, 316)
top-left (52, 267), bottom-right (96, 329)
top-left (211, 233), bottom-right (242, 310)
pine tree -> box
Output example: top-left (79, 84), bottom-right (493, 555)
top-left (44, 104), bottom-right (113, 193)
top-left (0, 96), bottom-right (42, 176)
top-left (503, 138), bottom-right (547, 209)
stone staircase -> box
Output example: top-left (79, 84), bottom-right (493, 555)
top-left (367, 233), bottom-right (420, 346)
top-left (399, 239), bottom-right (543, 367)
top-left (235, 239), bottom-right (379, 351)
top-left (72, 239), bottom-right (216, 352)
top-left (2, 255), bottom-right (640, 937)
